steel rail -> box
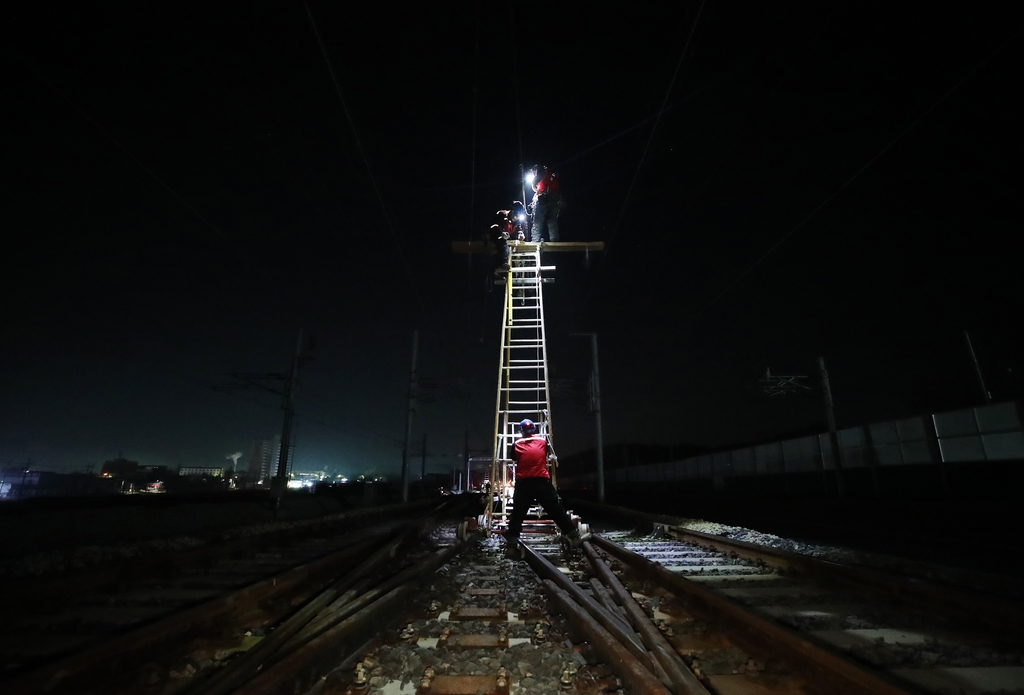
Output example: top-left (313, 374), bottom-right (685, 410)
top-left (591, 534), bottom-right (918, 695)
top-left (543, 581), bottom-right (673, 695)
top-left (660, 523), bottom-right (1024, 638)
top-left (582, 542), bottom-right (711, 695)
top-left (518, 542), bottom-right (652, 666)
top-left (569, 498), bottom-right (1024, 637)
top-left (236, 535), bottom-right (480, 695)
top-left (4, 498), bottom-right (471, 695)
top-left (193, 499), bottom-right (473, 695)
top-left (4, 533), bottom-right (384, 695)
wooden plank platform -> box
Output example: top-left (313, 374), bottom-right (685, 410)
top-left (451, 241), bottom-right (604, 254)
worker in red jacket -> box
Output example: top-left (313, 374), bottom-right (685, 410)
top-left (490, 203), bottom-right (527, 270)
top-left (504, 418), bottom-right (590, 559)
top-left (528, 165), bottom-right (562, 243)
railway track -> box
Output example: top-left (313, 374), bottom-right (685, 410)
top-left (589, 525), bottom-right (1024, 695)
top-left (5, 499), bottom-right (1024, 694)
top-left (1, 499), bottom-right (461, 695)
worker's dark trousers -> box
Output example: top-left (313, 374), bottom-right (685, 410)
top-left (505, 476), bottom-right (576, 543)
top-left (531, 198), bottom-right (559, 242)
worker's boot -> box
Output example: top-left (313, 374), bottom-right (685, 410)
top-left (569, 527), bottom-right (592, 548)
top-left (504, 537), bottom-right (525, 560)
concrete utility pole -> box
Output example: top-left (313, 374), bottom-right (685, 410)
top-left (274, 328), bottom-right (306, 498)
top-left (463, 430), bottom-right (469, 492)
top-left (421, 432), bottom-right (428, 483)
top-left (589, 333), bottom-right (606, 503)
top-left (818, 356), bottom-right (846, 497)
top-left (572, 332), bottom-right (605, 502)
top-left (401, 330), bottom-right (419, 503)
top-left (964, 330), bottom-right (991, 404)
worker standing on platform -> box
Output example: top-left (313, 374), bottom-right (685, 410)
top-left (490, 206), bottom-right (521, 270)
top-left (490, 203), bottom-right (528, 270)
top-left (504, 418), bottom-right (590, 559)
top-left (528, 165), bottom-right (562, 243)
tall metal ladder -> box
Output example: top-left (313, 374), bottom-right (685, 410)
top-left (486, 244), bottom-right (556, 532)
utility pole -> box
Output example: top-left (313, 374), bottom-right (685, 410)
top-left (572, 332), bottom-right (605, 502)
top-left (421, 432), bottom-right (428, 483)
top-left (215, 328), bottom-right (313, 506)
top-left (401, 330), bottom-right (419, 503)
top-left (463, 429), bottom-right (469, 492)
top-left (818, 356), bottom-right (846, 497)
top-left (273, 328), bottom-right (306, 500)
top-left (964, 330), bottom-right (991, 404)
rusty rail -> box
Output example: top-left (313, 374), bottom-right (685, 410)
top-left (570, 498), bottom-right (1024, 638)
top-left (235, 536), bottom-right (478, 695)
top-left (5, 532), bottom-right (385, 695)
top-left (662, 523), bottom-right (1024, 639)
top-left (582, 543), bottom-right (710, 695)
top-left (542, 582), bottom-right (673, 695)
top-left (591, 535), bottom-right (917, 695)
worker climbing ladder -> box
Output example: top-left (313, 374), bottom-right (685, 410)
top-left (488, 244), bottom-right (555, 533)
top-left (450, 239), bottom-right (603, 539)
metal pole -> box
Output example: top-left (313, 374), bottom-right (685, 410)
top-left (572, 332), bottom-right (606, 502)
top-left (421, 432), bottom-right (427, 483)
top-left (819, 356), bottom-right (845, 497)
top-left (274, 328), bottom-right (304, 501)
top-left (401, 330), bottom-right (418, 503)
top-left (591, 333), bottom-right (606, 503)
top-left (964, 330), bottom-right (991, 404)
top-left (463, 429), bottom-right (469, 492)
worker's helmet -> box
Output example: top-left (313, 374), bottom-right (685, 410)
top-left (520, 419), bottom-right (537, 435)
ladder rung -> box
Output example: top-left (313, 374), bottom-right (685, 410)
top-left (508, 360), bottom-right (546, 364)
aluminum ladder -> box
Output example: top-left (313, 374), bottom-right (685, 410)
top-left (485, 245), bottom-right (558, 534)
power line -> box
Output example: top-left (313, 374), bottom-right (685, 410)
top-left (110, 350), bottom-right (402, 447)
top-left (509, 4), bottom-right (527, 205)
top-left (12, 50), bottom-right (233, 246)
top-left (579, 0), bottom-right (708, 313)
top-left (303, 4), bottom-right (416, 297)
top-left (675, 24), bottom-right (1023, 333)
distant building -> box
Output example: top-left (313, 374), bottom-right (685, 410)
top-left (101, 457), bottom-right (139, 479)
top-left (179, 466), bottom-right (224, 477)
top-left (246, 436), bottom-right (293, 485)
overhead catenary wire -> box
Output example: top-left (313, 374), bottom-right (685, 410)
top-left (111, 350), bottom-right (404, 448)
top-left (643, 8), bottom-right (840, 234)
top-left (580, 0), bottom-right (708, 313)
top-left (11, 51), bottom-right (240, 252)
top-left (303, 4), bottom-right (417, 298)
top-left (673, 24), bottom-right (1023, 335)
top-left (509, 4), bottom-right (528, 207)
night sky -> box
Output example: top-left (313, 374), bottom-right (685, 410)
top-left (5, 3), bottom-right (1022, 477)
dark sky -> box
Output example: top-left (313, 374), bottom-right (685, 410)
top-left (4, 3), bottom-right (1022, 476)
